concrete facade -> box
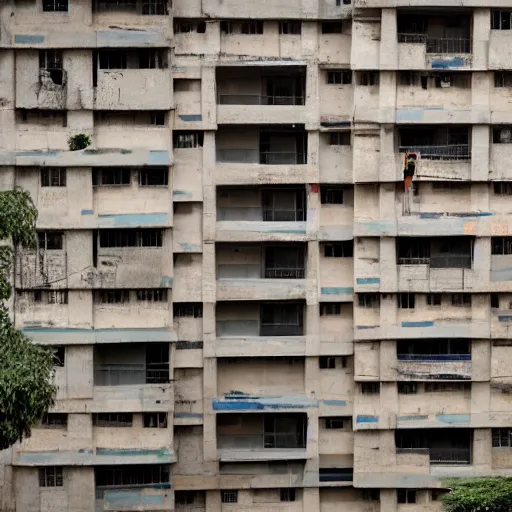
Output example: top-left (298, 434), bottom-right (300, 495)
top-left (1, 0), bottom-right (512, 511)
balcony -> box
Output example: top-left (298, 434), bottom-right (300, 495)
top-left (94, 49), bottom-right (172, 110)
top-left (215, 125), bottom-right (310, 185)
top-left (216, 243), bottom-right (307, 301)
top-left (93, 343), bottom-right (171, 411)
top-left (397, 14), bottom-right (472, 70)
top-left (216, 186), bottom-right (308, 242)
top-left (217, 413), bottom-right (308, 461)
top-left (216, 301), bottom-right (306, 357)
top-left (216, 66), bottom-right (307, 124)
top-left (396, 339), bottom-right (471, 380)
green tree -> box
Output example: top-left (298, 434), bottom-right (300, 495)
top-left (0, 189), bottom-right (56, 450)
top-left (442, 477), bottom-right (512, 512)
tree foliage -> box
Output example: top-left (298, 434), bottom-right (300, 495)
top-left (442, 478), bottom-right (512, 512)
top-left (0, 189), bottom-right (56, 451)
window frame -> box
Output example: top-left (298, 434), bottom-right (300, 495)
top-left (320, 303), bottom-right (342, 316)
top-left (39, 467), bottom-right (64, 487)
top-left (327, 70), bottom-right (352, 85)
top-left (361, 382), bottom-right (380, 395)
top-left (42, 0), bottom-right (69, 13)
top-left (173, 303), bottom-right (203, 318)
top-left (221, 490), bottom-right (238, 504)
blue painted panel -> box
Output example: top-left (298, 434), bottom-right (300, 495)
top-left (498, 315), bottom-right (512, 323)
top-left (322, 399), bottom-right (347, 406)
top-left (321, 287), bottom-right (354, 295)
top-left (96, 448), bottom-right (170, 457)
top-left (436, 414), bottom-right (470, 423)
top-left (213, 396), bottom-right (317, 411)
top-left (173, 190), bottom-right (193, 198)
top-left (179, 114), bottom-right (202, 121)
top-left (396, 109), bottom-right (424, 122)
top-left (15, 35), bottom-right (45, 44)
top-left (81, 209), bottom-right (94, 215)
top-left (356, 277), bottom-right (380, 285)
top-left (269, 228), bottom-right (307, 234)
top-left (98, 213), bottom-right (168, 227)
top-left (148, 151), bottom-right (170, 165)
top-left (160, 276), bottom-right (173, 287)
top-left (357, 325), bottom-right (379, 330)
top-left (96, 30), bottom-right (164, 46)
top-left (356, 415), bottom-right (378, 423)
top-left (431, 57), bottom-right (465, 68)
top-left (180, 243), bottom-right (202, 252)
top-left (399, 415), bottom-right (428, 421)
top-left (402, 321), bottom-right (435, 328)
top-left (105, 490), bottom-right (165, 506)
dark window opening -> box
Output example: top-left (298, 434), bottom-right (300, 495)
top-left (138, 168), bottom-right (168, 186)
top-left (53, 346), bottom-right (65, 367)
top-left (39, 467), bottom-right (63, 487)
top-left (398, 293), bottom-right (415, 309)
top-left (41, 413), bottom-right (68, 427)
top-left (321, 186), bottom-right (345, 204)
top-left (329, 132), bottom-right (351, 146)
top-left (38, 231), bottom-right (64, 251)
top-left (174, 302), bottom-right (203, 318)
top-left (327, 70), bottom-right (352, 85)
top-left (320, 303), bottom-right (342, 316)
top-left (143, 412), bottom-right (168, 428)
top-left (173, 131), bottom-right (204, 148)
top-left (398, 382), bottom-right (418, 394)
top-left (361, 382), bottom-right (380, 394)
top-left (95, 465), bottom-right (170, 487)
top-left (93, 168), bottom-right (131, 186)
top-left (397, 490), bottom-right (417, 504)
top-left (322, 22), bottom-right (343, 34)
top-left (279, 21), bottom-right (302, 35)
top-left (42, 0), bottom-right (68, 12)
top-left (323, 241), bottom-right (353, 257)
top-left (41, 168), bottom-right (66, 187)
top-left (280, 488), bottom-right (296, 502)
top-left (99, 229), bottom-right (163, 248)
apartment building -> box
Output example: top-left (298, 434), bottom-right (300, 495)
top-left (1, 0), bottom-right (512, 511)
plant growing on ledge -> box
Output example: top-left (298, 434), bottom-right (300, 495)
top-left (442, 477), bottom-right (512, 512)
top-left (0, 189), bottom-right (56, 450)
top-left (67, 133), bottom-right (91, 151)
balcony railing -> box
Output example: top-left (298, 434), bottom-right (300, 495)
top-left (399, 145), bottom-right (470, 160)
top-left (264, 267), bottom-right (305, 279)
top-left (430, 447), bottom-right (471, 465)
top-left (218, 94), bottom-right (305, 106)
top-left (216, 149), bottom-right (306, 165)
top-left (260, 323), bottom-right (303, 336)
top-left (398, 354), bottom-right (471, 362)
top-left (262, 208), bottom-right (305, 222)
top-left (398, 34), bottom-right (471, 54)
top-left (397, 255), bottom-right (472, 269)
top-left (94, 363), bottom-right (169, 385)
top-left (218, 433), bottom-right (305, 449)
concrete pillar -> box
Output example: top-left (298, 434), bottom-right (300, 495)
top-left (379, 71), bottom-right (397, 124)
top-left (305, 63), bottom-right (320, 130)
top-left (472, 9), bottom-right (490, 70)
top-left (380, 237), bottom-right (397, 292)
top-left (471, 125), bottom-right (490, 182)
top-left (379, 9), bottom-right (398, 70)
top-left (380, 125), bottom-right (397, 182)
top-left (472, 428), bottom-right (492, 472)
top-left (201, 66), bottom-right (217, 129)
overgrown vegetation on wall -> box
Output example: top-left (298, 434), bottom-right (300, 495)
top-left (442, 477), bottom-right (512, 512)
top-left (68, 134), bottom-right (91, 151)
top-left (0, 189), bottom-right (56, 450)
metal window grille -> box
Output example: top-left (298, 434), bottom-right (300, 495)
top-left (41, 413), bottom-right (68, 427)
top-left (358, 72), bottom-right (379, 86)
top-left (451, 293), bottom-right (471, 307)
top-left (397, 490), bottom-right (417, 504)
top-left (173, 131), bottom-right (204, 148)
top-left (492, 10), bottom-right (512, 30)
top-left (397, 382), bottom-right (418, 394)
top-left (39, 467), bottom-right (63, 487)
top-left (321, 187), bottom-right (345, 203)
top-left (93, 413), bottom-right (133, 427)
top-left (361, 382), bottom-right (380, 395)
top-left (324, 242), bottom-right (353, 257)
top-left (98, 50), bottom-right (127, 70)
top-left (221, 490), bottom-right (238, 503)
top-left (38, 231), bottom-right (64, 250)
top-left (398, 293), bottom-right (415, 309)
top-left (492, 237), bottom-right (512, 255)
top-left (279, 21), bottom-right (301, 35)
top-left (358, 294), bottom-right (379, 308)
top-left (99, 229), bottom-right (163, 248)
top-left (138, 168), bottom-right (168, 186)
top-left (173, 303), bottom-right (203, 318)
top-left (280, 488), bottom-right (296, 502)
top-left (494, 182), bottom-right (512, 195)
top-left (319, 356), bottom-right (336, 369)
top-left (142, 0), bottom-right (168, 15)
top-left (136, 289), bottom-right (168, 302)
top-left (143, 412), bottom-right (168, 428)
top-left (95, 0), bottom-right (137, 12)
top-left (240, 21), bottom-right (263, 34)
top-left (427, 294), bottom-right (442, 306)
top-left (327, 70), bottom-right (352, 84)
top-left (96, 290), bottom-right (130, 304)
top-left (320, 303), bottom-right (341, 316)
top-left (96, 465), bottom-right (170, 487)
top-left (328, 132), bottom-right (350, 146)
top-left (48, 290), bottom-right (68, 305)
top-left (42, 0), bottom-right (68, 12)
top-left (492, 428), bottom-right (512, 447)
top-left (93, 168), bottom-right (131, 186)
top-left (41, 168), bottom-right (66, 187)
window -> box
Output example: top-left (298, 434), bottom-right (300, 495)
top-left (99, 229), bottom-right (163, 248)
top-left (336, 0), bottom-right (352, 4)
top-left (432, 490), bottom-right (447, 501)
top-left (142, 0), bottom-right (168, 15)
top-left (279, 21), bottom-right (301, 35)
top-left (48, 290), bottom-right (68, 305)
top-left (174, 303), bottom-right (203, 318)
top-left (327, 70), bottom-right (352, 85)
top-left (398, 293), bottom-right (415, 309)
top-left (93, 413), bottom-right (133, 427)
top-left (240, 21), bottom-right (264, 34)
top-left (39, 467), bottom-right (63, 487)
top-left (42, 0), bottom-right (68, 12)
top-left (136, 289), bottom-right (168, 302)
top-left (495, 72), bottom-right (512, 87)
top-left (320, 303), bottom-right (341, 316)
top-left (492, 10), bottom-right (512, 30)
top-left (41, 168), bottom-right (66, 187)
top-left (53, 346), bottom-right (65, 367)
top-left (329, 132), bottom-right (350, 146)
top-left (322, 22), bottom-right (343, 34)
top-left (221, 490), bottom-right (238, 504)
top-left (432, 182), bottom-right (467, 191)
top-left (173, 131), bottom-right (204, 148)
top-left (362, 489), bottom-right (380, 501)
top-left (427, 293), bottom-right (442, 306)
top-left (321, 187), bottom-right (345, 204)
top-left (492, 237), bottom-right (512, 255)
top-left (397, 490), bottom-right (417, 504)
top-left (491, 293), bottom-right (500, 309)
top-left (319, 356), bottom-right (336, 369)
top-left (138, 168), bottom-right (168, 186)
top-left (143, 412), bottom-right (168, 428)
top-left (39, 50), bottom-right (63, 70)
top-left (325, 417), bottom-right (347, 429)
top-left (424, 382), bottom-right (471, 392)
top-left (324, 242), bottom-right (353, 257)
top-left (492, 428), bottom-right (512, 447)
top-left (96, 290), bottom-right (130, 304)
top-left (96, 465), bottom-right (170, 487)
top-left (220, 21), bottom-right (235, 34)
top-left (93, 168), bottom-right (131, 186)
top-left (174, 19), bottom-right (206, 33)
top-left (494, 182), bottom-right (512, 195)
top-left (150, 111), bottom-right (166, 126)
top-left (280, 488), bottom-right (296, 502)
top-left (41, 413), bottom-right (67, 428)
top-left (451, 293), bottom-right (471, 307)
top-left (359, 72), bottom-right (379, 86)
top-left (399, 71), bottom-right (419, 86)
top-left (493, 126), bottom-right (512, 143)
top-left (358, 294), bottom-right (379, 308)
top-left (38, 231), bottom-right (64, 250)
top-left (398, 382), bottom-right (418, 394)
top-left (138, 49), bottom-right (167, 69)
top-left (98, 50), bottom-right (127, 70)
top-left (176, 491), bottom-right (197, 505)
top-left (362, 382), bottom-right (380, 395)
